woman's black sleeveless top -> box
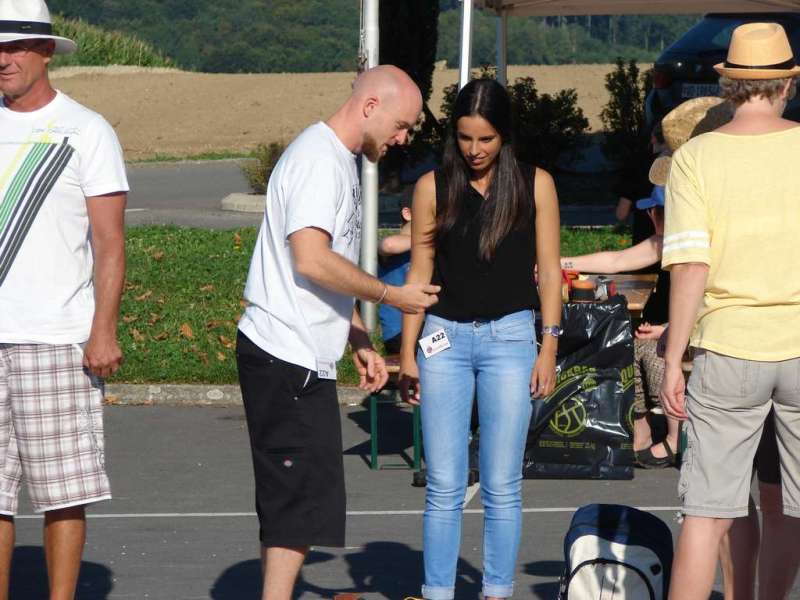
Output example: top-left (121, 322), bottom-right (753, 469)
top-left (428, 166), bottom-right (540, 322)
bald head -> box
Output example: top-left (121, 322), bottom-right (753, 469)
top-left (331, 65), bottom-right (422, 162)
top-left (352, 65), bottom-right (422, 108)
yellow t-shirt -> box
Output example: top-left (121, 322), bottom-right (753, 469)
top-left (662, 128), bottom-right (800, 361)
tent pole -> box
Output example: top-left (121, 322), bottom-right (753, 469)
top-left (360, 0), bottom-right (380, 331)
top-left (496, 10), bottom-right (508, 86)
top-left (459, 0), bottom-right (474, 89)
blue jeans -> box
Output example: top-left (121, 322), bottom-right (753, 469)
top-left (418, 310), bottom-right (537, 600)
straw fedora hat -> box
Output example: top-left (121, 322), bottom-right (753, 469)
top-left (715, 22), bottom-right (800, 80)
top-left (661, 96), bottom-right (734, 152)
top-left (648, 155), bottom-right (672, 187)
top-left (0, 0), bottom-right (76, 55)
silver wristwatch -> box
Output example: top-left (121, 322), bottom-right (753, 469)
top-left (542, 325), bottom-right (563, 338)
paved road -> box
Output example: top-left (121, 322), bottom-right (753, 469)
top-left (125, 161), bottom-right (618, 230)
top-left (126, 161), bottom-right (261, 230)
top-left (7, 404), bottom-right (777, 599)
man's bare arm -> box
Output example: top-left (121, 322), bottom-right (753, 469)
top-left (664, 263), bottom-right (708, 367)
top-left (289, 227), bottom-right (439, 313)
top-left (660, 262), bottom-right (708, 420)
top-left (86, 192), bottom-right (127, 377)
top-left (349, 306), bottom-right (389, 392)
top-left (349, 307), bottom-right (372, 350)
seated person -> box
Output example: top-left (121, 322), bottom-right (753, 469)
top-left (561, 183), bottom-right (677, 468)
top-left (613, 122), bottom-right (666, 249)
top-left (378, 193), bottom-right (412, 354)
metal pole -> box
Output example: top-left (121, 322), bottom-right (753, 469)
top-left (360, 0), bottom-right (380, 331)
top-left (459, 0), bottom-right (474, 89)
top-left (496, 11), bottom-right (508, 86)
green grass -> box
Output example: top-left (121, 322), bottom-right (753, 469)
top-left (51, 15), bottom-right (174, 68)
top-left (561, 225), bottom-right (631, 254)
top-left (113, 225), bottom-right (630, 385)
top-left (114, 227), bottom-right (251, 384)
top-left (131, 150), bottom-right (255, 164)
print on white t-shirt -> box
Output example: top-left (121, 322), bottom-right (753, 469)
top-left (343, 183), bottom-right (362, 248)
top-left (0, 91), bottom-right (129, 344)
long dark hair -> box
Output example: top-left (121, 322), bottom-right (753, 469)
top-left (436, 78), bottom-right (532, 262)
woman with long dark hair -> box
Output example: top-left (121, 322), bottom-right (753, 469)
top-left (399, 78), bottom-right (562, 600)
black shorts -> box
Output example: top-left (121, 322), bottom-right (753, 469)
top-left (236, 331), bottom-right (345, 547)
top-left (755, 408), bottom-right (780, 485)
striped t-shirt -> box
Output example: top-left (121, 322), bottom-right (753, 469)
top-left (662, 128), bottom-right (800, 361)
top-left (0, 91), bottom-right (128, 344)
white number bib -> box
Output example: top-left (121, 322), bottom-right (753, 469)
top-left (419, 328), bottom-right (451, 359)
top-left (316, 358), bottom-right (337, 380)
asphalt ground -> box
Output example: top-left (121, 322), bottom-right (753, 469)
top-left (9, 404), bottom-right (794, 600)
top-left (124, 161), bottom-right (619, 230)
top-left (125, 161), bottom-right (261, 230)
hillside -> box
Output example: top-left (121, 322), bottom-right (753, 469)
top-left (47, 0), bottom-right (697, 73)
top-left (51, 14), bottom-right (172, 68)
top-left (51, 64), bottom-right (637, 161)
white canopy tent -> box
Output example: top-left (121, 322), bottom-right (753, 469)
top-left (476, 0), bottom-right (800, 17)
top-left (468, 0), bottom-right (800, 87)
top-left (359, 0), bottom-right (799, 330)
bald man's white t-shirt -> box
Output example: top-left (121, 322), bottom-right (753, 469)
top-left (238, 122), bottom-right (362, 372)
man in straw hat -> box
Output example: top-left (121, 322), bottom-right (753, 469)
top-left (0, 0), bottom-right (129, 597)
top-left (659, 95), bottom-right (792, 599)
top-left (660, 22), bottom-right (800, 599)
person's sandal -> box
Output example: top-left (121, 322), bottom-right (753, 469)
top-left (635, 440), bottom-right (676, 469)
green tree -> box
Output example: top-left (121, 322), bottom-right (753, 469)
top-left (379, 1), bottom-right (443, 172)
top-left (600, 59), bottom-right (652, 170)
top-left (46, 2), bottom-right (700, 73)
top-left (435, 67), bottom-right (589, 171)
top-left (508, 77), bottom-right (589, 170)
top-left (379, 1), bottom-right (439, 102)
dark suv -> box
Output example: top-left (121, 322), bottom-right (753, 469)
top-left (646, 12), bottom-right (800, 127)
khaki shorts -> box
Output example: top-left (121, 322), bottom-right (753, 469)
top-left (680, 349), bottom-right (800, 518)
top-left (0, 344), bottom-right (111, 515)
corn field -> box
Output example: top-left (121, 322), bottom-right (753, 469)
top-left (51, 15), bottom-right (175, 68)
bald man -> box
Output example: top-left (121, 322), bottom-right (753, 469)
top-left (236, 65), bottom-right (438, 599)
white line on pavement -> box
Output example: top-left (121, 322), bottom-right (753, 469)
top-left (348, 506), bottom-right (682, 516)
top-left (463, 482), bottom-right (480, 507)
top-left (12, 506), bottom-right (682, 519)
top-left (125, 208), bottom-right (148, 212)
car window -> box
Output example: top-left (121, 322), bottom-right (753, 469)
top-left (669, 15), bottom-right (800, 54)
top-left (671, 17), bottom-right (747, 52)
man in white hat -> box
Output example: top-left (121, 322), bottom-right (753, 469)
top-left (0, 1), bottom-right (128, 598)
top-left (660, 22), bottom-right (800, 599)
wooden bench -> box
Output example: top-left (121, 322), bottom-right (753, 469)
top-left (368, 355), bottom-right (423, 477)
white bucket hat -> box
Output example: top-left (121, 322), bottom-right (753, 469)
top-left (0, 0), bottom-right (76, 55)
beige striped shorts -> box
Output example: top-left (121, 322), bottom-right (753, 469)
top-left (0, 343), bottom-right (111, 514)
